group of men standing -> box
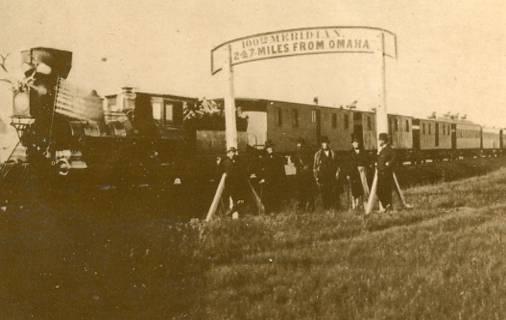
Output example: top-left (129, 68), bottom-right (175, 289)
top-left (219, 132), bottom-right (397, 215)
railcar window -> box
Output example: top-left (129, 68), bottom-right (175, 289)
top-left (428, 124), bottom-right (431, 135)
top-left (394, 119), bottom-right (399, 131)
top-left (405, 120), bottom-right (409, 132)
top-left (332, 113), bottom-right (337, 129)
top-left (292, 109), bottom-right (299, 128)
top-left (422, 123), bottom-right (426, 135)
top-left (344, 114), bottom-right (349, 129)
top-left (165, 103), bottom-right (174, 122)
top-left (277, 108), bottom-right (283, 126)
top-left (367, 116), bottom-right (372, 130)
top-left (152, 102), bottom-right (162, 120)
top-left (311, 110), bottom-right (316, 123)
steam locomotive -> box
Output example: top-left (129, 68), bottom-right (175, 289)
top-left (4, 47), bottom-right (238, 190)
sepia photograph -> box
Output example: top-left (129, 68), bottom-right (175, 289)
top-left (1, 0), bottom-right (505, 319)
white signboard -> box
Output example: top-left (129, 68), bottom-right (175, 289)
top-left (211, 26), bottom-right (397, 74)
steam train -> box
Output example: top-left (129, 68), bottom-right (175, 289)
top-left (235, 98), bottom-right (503, 162)
top-left (1, 47), bottom-right (504, 195)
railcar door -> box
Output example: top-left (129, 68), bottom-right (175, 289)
top-left (412, 119), bottom-right (420, 150)
top-left (451, 124), bottom-right (457, 149)
top-left (314, 109), bottom-right (321, 143)
top-left (480, 127), bottom-right (483, 149)
top-left (353, 112), bottom-right (364, 146)
top-left (435, 122), bottom-right (439, 147)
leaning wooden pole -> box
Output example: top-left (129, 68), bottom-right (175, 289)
top-left (365, 169), bottom-right (379, 215)
top-left (393, 172), bottom-right (413, 209)
top-left (248, 180), bottom-right (265, 215)
top-left (358, 166), bottom-right (370, 208)
top-left (206, 173), bottom-right (227, 222)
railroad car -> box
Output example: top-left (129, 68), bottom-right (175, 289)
top-left (236, 97), bottom-right (504, 163)
top-left (455, 120), bottom-right (482, 156)
top-left (412, 118), bottom-right (455, 161)
top-left (387, 114), bottom-right (413, 160)
top-left (481, 126), bottom-right (502, 154)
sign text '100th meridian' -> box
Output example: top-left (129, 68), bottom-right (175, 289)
top-left (211, 27), bottom-right (397, 74)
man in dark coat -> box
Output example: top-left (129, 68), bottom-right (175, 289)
top-left (259, 140), bottom-right (286, 213)
top-left (376, 132), bottom-right (397, 211)
top-left (313, 136), bottom-right (340, 211)
top-left (293, 138), bottom-right (315, 212)
top-left (346, 136), bottom-right (371, 210)
top-left (221, 147), bottom-right (247, 214)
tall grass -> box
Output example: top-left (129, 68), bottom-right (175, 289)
top-left (2, 158), bottom-right (506, 319)
top-left (200, 167), bottom-right (506, 320)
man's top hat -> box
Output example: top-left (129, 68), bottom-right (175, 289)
top-left (351, 134), bottom-right (360, 143)
top-left (227, 146), bottom-right (237, 153)
top-left (378, 132), bottom-right (389, 142)
top-left (320, 136), bottom-right (329, 143)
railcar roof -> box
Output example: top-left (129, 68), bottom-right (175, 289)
top-left (105, 91), bottom-right (197, 101)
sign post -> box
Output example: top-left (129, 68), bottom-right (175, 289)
top-left (209, 26), bottom-right (400, 218)
top-left (224, 45), bottom-right (238, 150)
top-left (376, 32), bottom-right (389, 137)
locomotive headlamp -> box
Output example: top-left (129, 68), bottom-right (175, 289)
top-left (13, 91), bottom-right (30, 117)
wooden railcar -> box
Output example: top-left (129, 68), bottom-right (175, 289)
top-left (481, 126), bottom-right (502, 156)
top-left (412, 118), bottom-right (456, 160)
top-left (455, 121), bottom-right (482, 157)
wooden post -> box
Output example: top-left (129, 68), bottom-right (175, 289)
top-left (347, 178), bottom-right (353, 210)
top-left (224, 44), bottom-right (238, 150)
top-left (376, 32), bottom-right (389, 139)
top-left (358, 166), bottom-right (370, 208)
top-left (393, 172), bottom-right (413, 209)
top-left (365, 169), bottom-right (378, 215)
top-left (365, 32), bottom-right (388, 214)
top-left (248, 180), bottom-right (265, 215)
top-left (205, 45), bottom-right (238, 222)
top-left (206, 173), bottom-right (227, 222)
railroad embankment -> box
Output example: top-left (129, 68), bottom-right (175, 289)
top-left (1, 158), bottom-right (506, 319)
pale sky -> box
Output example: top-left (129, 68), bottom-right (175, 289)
top-left (0, 0), bottom-right (505, 135)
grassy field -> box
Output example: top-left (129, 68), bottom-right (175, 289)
top-left (1, 158), bottom-right (506, 319)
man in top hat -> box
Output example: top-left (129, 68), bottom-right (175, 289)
top-left (376, 133), bottom-right (397, 212)
top-left (259, 140), bottom-right (286, 213)
top-left (221, 146), bottom-right (247, 215)
top-left (313, 136), bottom-right (340, 211)
top-left (346, 135), bottom-right (371, 210)
top-left (293, 137), bottom-right (315, 212)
